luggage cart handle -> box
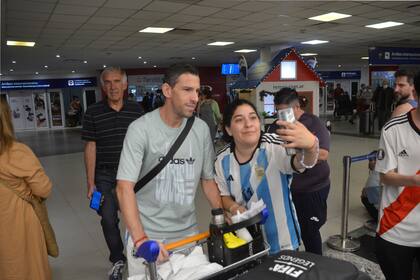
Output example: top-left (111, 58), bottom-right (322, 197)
top-left (164, 231), bottom-right (210, 251)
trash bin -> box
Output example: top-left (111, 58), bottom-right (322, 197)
top-left (359, 110), bottom-right (370, 134)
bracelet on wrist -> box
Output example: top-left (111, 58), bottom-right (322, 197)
top-left (134, 235), bottom-right (148, 248)
top-left (300, 136), bottom-right (319, 169)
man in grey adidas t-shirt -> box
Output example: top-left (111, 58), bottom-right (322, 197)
top-left (116, 64), bottom-right (222, 276)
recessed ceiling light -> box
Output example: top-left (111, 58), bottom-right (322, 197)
top-left (361, 56), bottom-right (369, 60)
top-left (9, 69), bottom-right (14, 72)
top-left (192, 57), bottom-right (196, 60)
top-left (338, 64), bottom-right (342, 68)
top-left (278, 14), bottom-right (290, 18)
top-left (44, 65), bottom-right (48, 68)
top-left (138, 56), bottom-right (142, 59)
top-left (301, 40), bottom-right (329, 45)
top-left (83, 60), bottom-right (88, 64)
top-left (12, 60), bottom-right (16, 64)
top-left (0, 73), bottom-right (2, 76)
top-left (143, 61), bottom-right (147, 64)
top-left (56, 54), bottom-right (61, 58)
top-left (103, 65), bottom-right (107, 68)
top-left (309, 12), bottom-right (352, 22)
top-left (234, 49), bottom-right (257, 53)
top-left (139, 27), bottom-right (174, 33)
top-left (365, 21), bottom-right (404, 29)
top-left (208, 41), bottom-right (234, 46)
top-left (35, 72), bottom-right (39, 75)
top-left (72, 70), bottom-right (75, 73)
top-left (6, 40), bottom-right (35, 47)
top-left (153, 65), bottom-right (157, 68)
top-left (300, 53), bottom-right (318, 56)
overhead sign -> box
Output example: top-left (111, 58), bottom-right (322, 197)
top-left (0, 78), bottom-right (97, 90)
top-left (369, 46), bottom-right (420, 65)
top-left (318, 71), bottom-right (361, 80)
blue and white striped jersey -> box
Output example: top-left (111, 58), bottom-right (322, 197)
top-left (215, 133), bottom-right (301, 254)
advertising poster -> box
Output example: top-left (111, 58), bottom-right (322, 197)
top-left (9, 96), bottom-right (24, 129)
top-left (22, 95), bottom-right (35, 129)
top-left (49, 91), bottom-right (63, 126)
top-left (33, 93), bottom-right (48, 128)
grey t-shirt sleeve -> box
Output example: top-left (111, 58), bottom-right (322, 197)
top-left (117, 121), bottom-right (145, 183)
top-left (201, 124), bottom-right (215, 180)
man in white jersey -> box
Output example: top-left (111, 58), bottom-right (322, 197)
top-left (375, 70), bottom-right (420, 280)
top-left (116, 64), bottom-right (222, 276)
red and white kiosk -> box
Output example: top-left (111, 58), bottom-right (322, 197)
top-left (231, 48), bottom-right (325, 118)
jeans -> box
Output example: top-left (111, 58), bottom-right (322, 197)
top-left (95, 168), bottom-right (126, 264)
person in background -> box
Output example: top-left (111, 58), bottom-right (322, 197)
top-left (198, 85), bottom-right (222, 143)
top-left (372, 79), bottom-right (394, 129)
top-left (374, 71), bottom-right (420, 280)
top-left (268, 88), bottom-right (330, 255)
top-left (215, 99), bottom-right (319, 255)
top-left (82, 66), bottom-right (143, 280)
top-left (391, 69), bottom-right (418, 118)
top-left (116, 63), bottom-right (222, 277)
top-left (361, 151), bottom-right (380, 222)
top-left (0, 97), bottom-right (53, 280)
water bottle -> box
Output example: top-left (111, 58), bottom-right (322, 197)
top-left (210, 208), bottom-right (226, 237)
top-left (277, 107), bottom-right (296, 155)
top-left (231, 213), bottom-right (253, 243)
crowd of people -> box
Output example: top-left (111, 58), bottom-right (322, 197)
top-left (1, 64), bottom-right (419, 280)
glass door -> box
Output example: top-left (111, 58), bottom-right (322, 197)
top-left (83, 87), bottom-right (97, 111)
top-left (47, 90), bottom-right (65, 128)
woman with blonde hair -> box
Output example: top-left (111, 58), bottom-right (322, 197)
top-left (0, 97), bottom-right (53, 280)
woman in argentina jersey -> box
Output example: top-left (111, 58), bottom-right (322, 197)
top-left (215, 99), bottom-right (319, 254)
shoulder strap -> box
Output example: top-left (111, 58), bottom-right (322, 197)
top-left (133, 116), bottom-right (195, 193)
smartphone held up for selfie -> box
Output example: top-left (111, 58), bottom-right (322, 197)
top-left (277, 107), bottom-right (297, 155)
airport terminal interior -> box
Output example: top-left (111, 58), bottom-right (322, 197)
top-left (2, 0), bottom-right (420, 279)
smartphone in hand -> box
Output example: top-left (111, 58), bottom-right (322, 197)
top-left (90, 190), bottom-right (102, 211)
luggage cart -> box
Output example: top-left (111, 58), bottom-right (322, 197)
top-left (134, 211), bottom-right (270, 280)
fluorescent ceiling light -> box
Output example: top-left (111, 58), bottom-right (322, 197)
top-left (361, 56), bottom-right (369, 60)
top-left (7, 40), bottom-right (35, 47)
top-left (301, 40), bottom-right (329, 45)
top-left (300, 53), bottom-right (318, 56)
top-left (365, 21), bottom-right (404, 29)
top-left (208, 41), bottom-right (234, 46)
top-left (309, 12), bottom-right (351, 22)
top-left (234, 49), bottom-right (257, 53)
top-left (139, 27), bottom-right (174, 33)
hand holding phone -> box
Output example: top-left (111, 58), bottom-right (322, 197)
top-left (90, 190), bottom-right (103, 211)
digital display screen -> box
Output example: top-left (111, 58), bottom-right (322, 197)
top-left (221, 64), bottom-right (240, 75)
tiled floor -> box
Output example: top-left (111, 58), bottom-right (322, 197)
top-left (18, 130), bottom-right (383, 279)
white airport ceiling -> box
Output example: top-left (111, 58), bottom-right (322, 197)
top-left (2, 0), bottom-right (420, 76)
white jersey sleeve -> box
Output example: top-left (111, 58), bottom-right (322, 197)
top-left (375, 128), bottom-right (397, 175)
top-left (262, 133), bottom-right (294, 174)
top-left (214, 149), bottom-right (231, 196)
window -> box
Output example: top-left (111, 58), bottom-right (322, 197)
top-left (281, 61), bottom-right (297, 79)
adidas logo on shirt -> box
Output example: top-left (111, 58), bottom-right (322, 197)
top-left (398, 149), bottom-right (409, 157)
top-left (227, 175), bottom-right (234, 181)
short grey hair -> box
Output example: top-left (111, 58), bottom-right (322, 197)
top-left (100, 67), bottom-right (127, 86)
